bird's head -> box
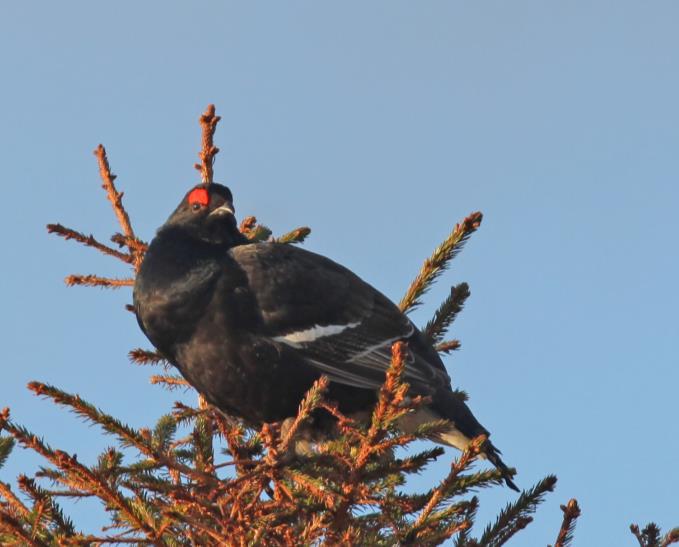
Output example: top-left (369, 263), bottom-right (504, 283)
top-left (162, 183), bottom-right (245, 246)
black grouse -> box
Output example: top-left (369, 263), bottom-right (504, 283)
top-left (133, 183), bottom-right (518, 491)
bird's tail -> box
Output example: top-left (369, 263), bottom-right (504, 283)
top-left (401, 404), bottom-right (520, 492)
top-left (431, 390), bottom-right (520, 492)
top-left (482, 440), bottom-right (519, 492)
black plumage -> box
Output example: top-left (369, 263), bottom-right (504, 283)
top-left (133, 183), bottom-right (518, 491)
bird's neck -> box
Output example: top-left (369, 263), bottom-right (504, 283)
top-left (162, 220), bottom-right (249, 248)
top-left (140, 227), bottom-right (227, 286)
top-left (134, 227), bottom-right (227, 356)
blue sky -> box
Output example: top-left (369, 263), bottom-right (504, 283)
top-left (1, 2), bottom-right (678, 544)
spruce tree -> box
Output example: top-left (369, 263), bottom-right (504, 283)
top-left (0, 105), bottom-right (675, 546)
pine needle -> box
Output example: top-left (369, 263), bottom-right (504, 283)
top-left (436, 339), bottom-right (462, 354)
top-left (399, 212), bottom-right (482, 313)
top-left (46, 223), bottom-right (133, 264)
top-left (64, 274), bottom-right (134, 288)
top-left (553, 498), bottom-right (581, 547)
top-left (424, 282), bottom-right (470, 344)
top-left (478, 475), bottom-right (557, 546)
top-left (0, 437), bottom-right (13, 470)
top-left (128, 348), bottom-right (167, 366)
top-left (276, 226), bottom-right (311, 244)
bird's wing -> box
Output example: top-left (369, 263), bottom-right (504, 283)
top-left (229, 243), bottom-right (451, 391)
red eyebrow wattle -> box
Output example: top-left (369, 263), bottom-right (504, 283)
top-left (188, 188), bottom-right (210, 207)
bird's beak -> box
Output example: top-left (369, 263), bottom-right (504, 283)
top-left (209, 203), bottom-right (235, 217)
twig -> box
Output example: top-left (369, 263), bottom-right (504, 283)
top-left (27, 382), bottom-right (217, 485)
top-left (193, 394), bottom-right (215, 474)
top-left (239, 216), bottom-right (257, 234)
top-left (399, 212), bottom-right (482, 313)
top-left (276, 227), bottom-right (311, 244)
top-left (0, 512), bottom-right (46, 546)
top-left (277, 376), bottom-right (329, 454)
top-left (411, 436), bottom-right (485, 532)
top-left (194, 104), bottom-right (221, 184)
top-left (423, 282), bottom-right (470, 344)
top-left (65, 275), bottom-right (134, 288)
top-left (0, 482), bottom-right (30, 519)
top-left (478, 475), bottom-right (557, 546)
top-left (435, 339), bottom-right (462, 354)
top-left (17, 475), bottom-right (76, 536)
top-left (246, 224), bottom-right (272, 242)
top-left (64, 537), bottom-right (153, 545)
top-left (553, 499), bottom-right (581, 547)
top-left (94, 145), bottom-right (143, 271)
top-left (361, 341), bottom-right (409, 466)
top-left (111, 233), bottom-right (148, 254)
top-left (2, 422), bottom-right (158, 540)
top-left (150, 375), bottom-right (190, 390)
top-left (632, 524), bottom-right (648, 546)
top-left (128, 349), bottom-right (167, 366)
top-left (631, 523), bottom-right (679, 547)
top-left (46, 224), bottom-right (133, 264)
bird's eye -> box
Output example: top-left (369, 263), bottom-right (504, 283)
top-left (187, 188), bottom-right (210, 211)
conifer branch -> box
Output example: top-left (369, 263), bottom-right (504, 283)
top-left (0, 437), bottom-right (13, 470)
top-left (632, 523), bottom-right (661, 547)
top-left (238, 215), bottom-right (272, 241)
top-left (129, 349), bottom-right (167, 366)
top-left (424, 282), bottom-right (470, 344)
top-left (436, 339), bottom-right (462, 354)
top-left (410, 435), bottom-right (485, 535)
top-left (278, 376), bottom-right (329, 454)
top-left (445, 468), bottom-right (506, 498)
top-left (110, 233), bottom-right (148, 254)
top-left (3, 357), bottom-right (564, 545)
top-left (276, 226), bottom-right (312, 244)
top-left (454, 496), bottom-right (479, 547)
top-left (327, 342), bottom-right (413, 537)
top-left (1, 421), bottom-right (158, 541)
top-left (94, 144), bottom-right (144, 271)
top-left (553, 498), bottom-right (581, 547)
top-left (17, 475), bottom-right (76, 536)
top-left (247, 224), bottom-right (273, 242)
top-left (399, 212), bottom-right (482, 313)
top-left (0, 512), bottom-right (45, 547)
top-left (46, 223), bottom-right (133, 263)
top-left (242, 219), bottom-right (312, 245)
top-left (149, 374), bottom-right (190, 390)
top-left (26, 382), bottom-right (216, 485)
top-left (64, 274), bottom-right (134, 288)
top-left (193, 395), bottom-right (215, 475)
top-left (0, 481), bottom-right (30, 519)
top-left (362, 447), bottom-right (444, 481)
top-left (477, 474), bottom-right (557, 546)
top-left (67, 536), bottom-right (155, 545)
top-left (239, 215), bottom-right (257, 234)
top-left (366, 341), bottom-right (409, 448)
top-left (195, 104), bottom-right (221, 184)
top-left (631, 523), bottom-right (679, 547)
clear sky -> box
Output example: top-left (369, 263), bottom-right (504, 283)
top-left (1, 2), bottom-right (677, 544)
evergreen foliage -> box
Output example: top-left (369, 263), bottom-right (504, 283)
top-left (0, 105), bottom-right (674, 545)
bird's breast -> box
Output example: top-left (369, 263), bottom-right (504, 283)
top-left (134, 258), bottom-right (224, 355)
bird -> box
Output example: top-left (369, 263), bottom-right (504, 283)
top-left (133, 183), bottom-right (518, 491)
